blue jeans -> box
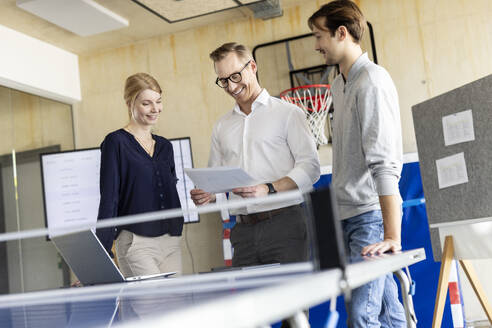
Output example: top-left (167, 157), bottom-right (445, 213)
top-left (342, 210), bottom-right (406, 328)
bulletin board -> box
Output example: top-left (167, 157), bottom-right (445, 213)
top-left (411, 74), bottom-right (492, 260)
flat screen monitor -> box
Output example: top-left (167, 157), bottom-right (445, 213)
top-left (169, 137), bottom-right (198, 223)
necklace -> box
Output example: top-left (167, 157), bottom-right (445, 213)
top-left (125, 127), bottom-right (155, 156)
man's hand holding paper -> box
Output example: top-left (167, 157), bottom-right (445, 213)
top-left (190, 189), bottom-right (216, 205)
top-left (231, 184), bottom-right (269, 198)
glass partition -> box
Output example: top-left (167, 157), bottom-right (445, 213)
top-left (0, 86), bottom-right (74, 294)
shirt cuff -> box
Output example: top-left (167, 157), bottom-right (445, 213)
top-left (375, 175), bottom-right (400, 196)
top-left (287, 167), bottom-right (313, 193)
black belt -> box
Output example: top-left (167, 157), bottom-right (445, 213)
top-left (237, 204), bottom-right (301, 225)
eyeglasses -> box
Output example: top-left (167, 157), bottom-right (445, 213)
top-left (215, 60), bottom-right (252, 88)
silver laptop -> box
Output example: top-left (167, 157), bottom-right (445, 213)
top-left (51, 229), bottom-right (176, 285)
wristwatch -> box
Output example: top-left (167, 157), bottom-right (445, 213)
top-left (266, 183), bottom-right (277, 194)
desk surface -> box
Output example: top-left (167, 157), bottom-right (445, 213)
top-left (0, 249), bottom-right (425, 328)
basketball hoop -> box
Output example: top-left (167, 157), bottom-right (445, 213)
top-left (280, 84), bottom-right (332, 146)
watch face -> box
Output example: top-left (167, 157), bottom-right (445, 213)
top-left (267, 183), bottom-right (276, 194)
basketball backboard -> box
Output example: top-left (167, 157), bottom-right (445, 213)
top-left (252, 22), bottom-right (377, 96)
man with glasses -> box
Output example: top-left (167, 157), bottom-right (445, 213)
top-left (190, 42), bottom-right (320, 267)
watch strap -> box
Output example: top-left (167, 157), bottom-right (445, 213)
top-left (266, 183), bottom-right (277, 194)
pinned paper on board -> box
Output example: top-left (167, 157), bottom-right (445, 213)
top-left (435, 152), bottom-right (469, 189)
top-left (442, 109), bottom-right (475, 146)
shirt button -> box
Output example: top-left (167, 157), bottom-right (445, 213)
top-left (160, 194), bottom-right (164, 198)
top-left (158, 182), bottom-right (162, 187)
top-left (156, 170), bottom-right (160, 176)
top-left (160, 205), bottom-right (165, 209)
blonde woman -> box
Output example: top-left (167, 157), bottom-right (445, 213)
top-left (96, 73), bottom-right (183, 277)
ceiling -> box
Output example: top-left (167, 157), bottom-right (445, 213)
top-left (0, 0), bottom-right (303, 55)
top-left (132, 0), bottom-right (265, 23)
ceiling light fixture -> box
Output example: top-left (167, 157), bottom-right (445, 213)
top-left (131, 0), bottom-right (283, 24)
top-left (16, 0), bottom-right (129, 37)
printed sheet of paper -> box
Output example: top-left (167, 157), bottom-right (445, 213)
top-left (184, 167), bottom-right (258, 193)
top-left (435, 152), bottom-right (469, 189)
top-left (442, 109), bottom-right (475, 146)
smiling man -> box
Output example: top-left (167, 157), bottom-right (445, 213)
top-left (190, 42), bottom-right (320, 267)
top-left (309, 1), bottom-right (406, 327)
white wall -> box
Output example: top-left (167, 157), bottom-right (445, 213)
top-left (0, 24), bottom-right (81, 104)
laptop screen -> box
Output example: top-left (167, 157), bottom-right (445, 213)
top-left (51, 230), bottom-right (125, 285)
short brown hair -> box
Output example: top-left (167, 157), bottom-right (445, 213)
top-left (209, 42), bottom-right (252, 62)
top-left (308, 0), bottom-right (366, 43)
top-left (124, 73), bottom-right (162, 118)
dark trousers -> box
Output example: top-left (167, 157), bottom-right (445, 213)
top-left (230, 205), bottom-right (308, 267)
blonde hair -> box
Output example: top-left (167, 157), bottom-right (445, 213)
top-left (124, 73), bottom-right (162, 119)
top-left (209, 42), bottom-right (252, 63)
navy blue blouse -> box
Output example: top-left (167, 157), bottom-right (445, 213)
top-left (96, 129), bottom-right (184, 257)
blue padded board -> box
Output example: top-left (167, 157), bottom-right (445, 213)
top-left (306, 161), bottom-right (453, 328)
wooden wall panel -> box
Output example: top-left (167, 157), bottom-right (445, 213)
top-left (11, 90), bottom-right (43, 152)
top-left (417, 0), bottom-right (492, 97)
top-left (0, 87), bottom-right (73, 156)
top-left (39, 98), bottom-right (74, 151)
top-left (0, 87), bottom-right (14, 155)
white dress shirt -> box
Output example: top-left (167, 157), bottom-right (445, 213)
top-left (208, 89), bottom-right (320, 214)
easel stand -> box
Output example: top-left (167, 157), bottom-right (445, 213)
top-left (432, 235), bottom-right (492, 327)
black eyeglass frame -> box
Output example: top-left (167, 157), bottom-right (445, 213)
top-left (215, 60), bottom-right (252, 88)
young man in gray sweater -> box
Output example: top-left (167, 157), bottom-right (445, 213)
top-left (309, 1), bottom-right (406, 327)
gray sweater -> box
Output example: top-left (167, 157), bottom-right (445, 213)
top-left (331, 53), bottom-right (403, 220)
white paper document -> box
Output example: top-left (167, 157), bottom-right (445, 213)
top-left (435, 152), bottom-right (469, 189)
top-left (184, 167), bottom-right (258, 193)
top-left (442, 109), bottom-right (475, 146)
